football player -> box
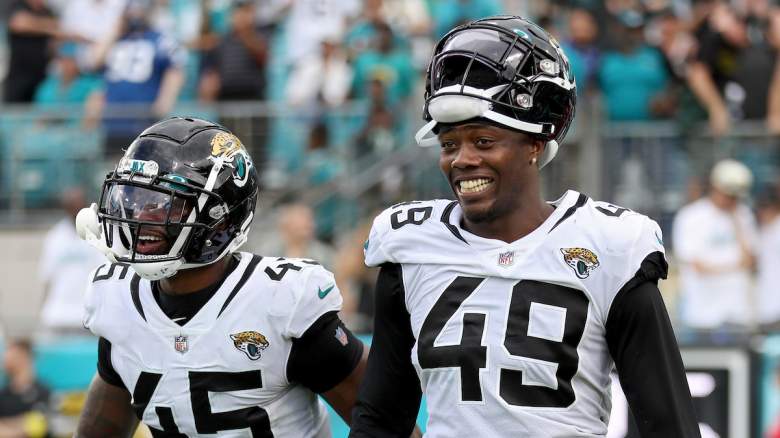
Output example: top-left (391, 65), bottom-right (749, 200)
top-left (349, 16), bottom-right (700, 438)
top-left (74, 117), bottom-right (366, 437)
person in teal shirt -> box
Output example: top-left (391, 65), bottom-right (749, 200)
top-left (429, 0), bottom-right (502, 38)
top-left (351, 23), bottom-right (415, 106)
top-left (598, 11), bottom-right (670, 121)
top-left (33, 43), bottom-right (102, 109)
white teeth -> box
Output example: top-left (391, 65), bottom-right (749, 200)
top-left (458, 178), bottom-right (493, 194)
top-left (138, 235), bottom-right (163, 242)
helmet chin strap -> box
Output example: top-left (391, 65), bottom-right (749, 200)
top-left (133, 260), bottom-right (184, 281)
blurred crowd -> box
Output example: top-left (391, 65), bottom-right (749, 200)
top-left (1, 0), bottom-right (780, 337)
top-left (3, 0), bottom-right (780, 158)
top-left (2, 1), bottom-right (780, 317)
top-left (2, 1), bottom-right (780, 435)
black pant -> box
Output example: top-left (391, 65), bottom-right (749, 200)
top-left (3, 71), bottom-right (45, 103)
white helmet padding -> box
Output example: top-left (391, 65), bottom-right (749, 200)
top-left (414, 84), bottom-right (560, 168)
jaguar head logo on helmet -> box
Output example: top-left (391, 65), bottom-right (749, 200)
top-left (76, 117), bottom-right (259, 281)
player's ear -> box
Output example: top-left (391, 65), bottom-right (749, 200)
top-left (529, 139), bottom-right (545, 167)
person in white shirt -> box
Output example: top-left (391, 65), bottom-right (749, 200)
top-left (284, 0), bottom-right (360, 66)
top-left (38, 188), bottom-right (105, 333)
top-left (673, 159), bottom-right (758, 331)
top-left (58, 0), bottom-right (127, 71)
top-left (756, 184), bottom-right (780, 330)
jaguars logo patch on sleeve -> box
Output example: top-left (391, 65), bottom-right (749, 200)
top-left (561, 247), bottom-right (600, 279)
top-left (229, 331), bottom-right (270, 360)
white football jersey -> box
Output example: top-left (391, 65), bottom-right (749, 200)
top-left (364, 191), bottom-right (666, 438)
top-left (83, 253), bottom-right (343, 437)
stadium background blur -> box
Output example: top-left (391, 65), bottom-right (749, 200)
top-left (0, 0), bottom-right (779, 437)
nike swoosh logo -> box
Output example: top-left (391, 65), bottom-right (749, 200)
top-left (318, 284), bottom-right (335, 299)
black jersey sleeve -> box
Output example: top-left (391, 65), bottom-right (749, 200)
top-left (287, 311), bottom-right (364, 393)
top-left (97, 337), bottom-right (126, 390)
top-left (606, 253), bottom-right (700, 438)
top-left (349, 263), bottom-right (421, 438)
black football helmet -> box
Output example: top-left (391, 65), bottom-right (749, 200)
top-left (77, 117), bottom-right (258, 280)
top-left (415, 16), bottom-right (576, 168)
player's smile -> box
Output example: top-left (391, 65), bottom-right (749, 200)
top-left (454, 176), bottom-right (495, 195)
top-left (451, 173), bottom-right (498, 208)
top-left (136, 227), bottom-right (170, 255)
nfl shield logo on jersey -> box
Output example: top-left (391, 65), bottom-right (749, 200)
top-left (498, 250), bottom-right (515, 267)
top-left (174, 335), bottom-right (188, 354)
top-left (334, 326), bottom-right (349, 346)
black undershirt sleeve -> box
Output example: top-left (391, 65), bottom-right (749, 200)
top-left (97, 337), bottom-right (127, 390)
top-left (606, 252), bottom-right (700, 438)
top-left (287, 311), bottom-right (364, 393)
top-left (349, 263), bottom-right (421, 438)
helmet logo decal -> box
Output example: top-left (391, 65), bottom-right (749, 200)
top-left (209, 132), bottom-right (253, 187)
top-left (117, 158), bottom-right (159, 177)
top-left (210, 132), bottom-right (244, 158)
top-left (512, 28), bottom-right (530, 40)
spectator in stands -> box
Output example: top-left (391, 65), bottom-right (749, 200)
top-left (84, 0), bottom-right (186, 157)
top-left (198, 0), bottom-right (268, 102)
top-left (32, 43), bottom-right (102, 111)
top-left (4, 0), bottom-right (74, 103)
top-left (598, 10), bottom-right (673, 120)
top-left (38, 188), bottom-right (104, 334)
top-left (284, 0), bottom-right (361, 67)
top-left (286, 38), bottom-right (353, 109)
top-left (563, 8), bottom-right (601, 95)
top-left (249, 202), bottom-right (336, 270)
top-left (354, 78), bottom-right (398, 160)
top-left (0, 339), bottom-right (50, 438)
top-left (58, 0), bottom-right (126, 72)
top-left (682, 0), bottom-right (780, 132)
top-left (334, 217), bottom-right (379, 332)
top-left (302, 121), bottom-right (346, 241)
top-left (768, 363), bottom-right (780, 438)
top-left (756, 182), bottom-right (780, 330)
top-left (429, 0), bottom-right (502, 38)
top-left (736, 0), bottom-right (780, 132)
top-left (344, 0), bottom-right (423, 58)
top-left (377, 0), bottom-right (432, 68)
top-left (687, 1), bottom-right (747, 135)
top-left (648, 10), bottom-right (705, 134)
top-left (351, 22), bottom-right (415, 106)
top-left (672, 159), bottom-right (758, 334)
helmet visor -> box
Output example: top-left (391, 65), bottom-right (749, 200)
top-left (100, 182), bottom-right (199, 261)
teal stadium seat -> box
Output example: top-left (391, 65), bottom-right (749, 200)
top-left (0, 115), bottom-right (103, 207)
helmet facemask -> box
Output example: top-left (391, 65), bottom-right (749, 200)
top-left (100, 177), bottom-right (203, 264)
top-left (96, 165), bottom-right (245, 280)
